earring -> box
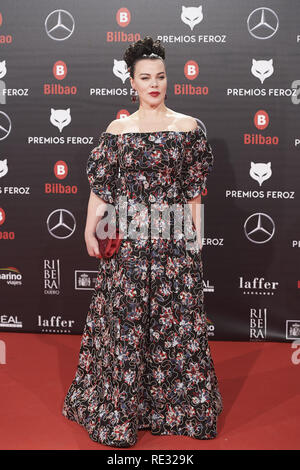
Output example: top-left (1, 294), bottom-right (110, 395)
top-left (165, 93), bottom-right (167, 100)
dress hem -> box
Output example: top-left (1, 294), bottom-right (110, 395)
top-left (62, 408), bottom-right (221, 448)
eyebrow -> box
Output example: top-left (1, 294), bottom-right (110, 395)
top-left (138, 72), bottom-right (165, 76)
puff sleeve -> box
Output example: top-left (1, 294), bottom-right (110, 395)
top-left (180, 127), bottom-right (214, 200)
top-left (86, 133), bottom-right (119, 204)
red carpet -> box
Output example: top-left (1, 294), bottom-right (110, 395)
top-left (0, 332), bottom-right (299, 450)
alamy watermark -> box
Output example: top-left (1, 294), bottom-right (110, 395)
top-left (0, 340), bottom-right (6, 364)
top-left (94, 196), bottom-right (205, 251)
top-left (291, 339), bottom-right (300, 365)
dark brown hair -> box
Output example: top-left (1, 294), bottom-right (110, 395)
top-left (123, 36), bottom-right (166, 78)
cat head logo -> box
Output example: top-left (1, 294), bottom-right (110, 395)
top-left (247, 7), bottom-right (279, 40)
top-left (181, 5), bottom-right (203, 30)
top-left (113, 59), bottom-right (130, 84)
top-left (0, 159), bottom-right (8, 179)
top-left (250, 162), bottom-right (272, 186)
top-left (50, 108), bottom-right (71, 133)
top-left (244, 213), bottom-right (275, 244)
top-left (0, 111), bottom-right (12, 141)
top-left (251, 59), bottom-right (274, 84)
top-left (0, 60), bottom-right (7, 79)
top-left (45, 9), bottom-right (75, 41)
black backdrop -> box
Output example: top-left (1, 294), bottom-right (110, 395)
top-left (1, 0), bottom-right (299, 342)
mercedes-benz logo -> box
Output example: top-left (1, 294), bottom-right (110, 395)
top-left (247, 7), bottom-right (279, 40)
top-left (244, 212), bottom-right (275, 244)
top-left (45, 9), bottom-right (75, 41)
top-left (47, 209), bottom-right (76, 239)
top-left (0, 111), bottom-right (12, 140)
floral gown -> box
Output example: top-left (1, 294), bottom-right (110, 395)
top-left (62, 123), bottom-right (223, 447)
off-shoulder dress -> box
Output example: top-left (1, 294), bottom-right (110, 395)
top-left (62, 124), bottom-right (223, 447)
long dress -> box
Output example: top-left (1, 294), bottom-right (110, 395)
top-left (62, 123), bottom-right (223, 447)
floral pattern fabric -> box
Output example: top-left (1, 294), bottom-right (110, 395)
top-left (62, 124), bottom-right (223, 447)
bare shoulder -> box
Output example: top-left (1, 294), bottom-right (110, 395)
top-left (105, 119), bottom-right (125, 135)
top-left (174, 113), bottom-right (198, 132)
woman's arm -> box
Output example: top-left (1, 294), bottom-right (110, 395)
top-left (84, 190), bottom-right (107, 257)
top-left (187, 193), bottom-right (202, 250)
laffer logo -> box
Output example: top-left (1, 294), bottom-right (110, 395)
top-left (239, 276), bottom-right (279, 295)
top-left (37, 315), bottom-right (75, 333)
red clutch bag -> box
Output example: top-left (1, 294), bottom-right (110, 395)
top-left (96, 223), bottom-right (123, 259)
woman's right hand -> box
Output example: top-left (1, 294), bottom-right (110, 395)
top-left (85, 232), bottom-right (100, 258)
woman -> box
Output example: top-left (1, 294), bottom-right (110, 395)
top-left (62, 36), bottom-right (223, 447)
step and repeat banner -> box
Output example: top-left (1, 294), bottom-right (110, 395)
top-left (0, 1), bottom-right (299, 342)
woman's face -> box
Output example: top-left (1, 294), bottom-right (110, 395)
top-left (130, 58), bottom-right (167, 105)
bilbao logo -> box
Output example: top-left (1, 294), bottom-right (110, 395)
top-left (117, 110), bottom-right (131, 120)
top-left (44, 61), bottom-right (77, 95)
top-left (243, 110), bottom-right (278, 145)
top-left (0, 207), bottom-right (5, 225)
top-left (0, 208), bottom-right (15, 240)
top-left (54, 161), bottom-right (68, 179)
top-left (184, 61), bottom-right (199, 80)
top-left (175, 62), bottom-right (208, 96)
top-left (0, 13), bottom-right (13, 44)
top-left (53, 61), bottom-right (68, 80)
top-left (45, 161), bottom-right (78, 194)
top-left (116, 7), bottom-right (131, 27)
top-left (254, 110), bottom-right (269, 130)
